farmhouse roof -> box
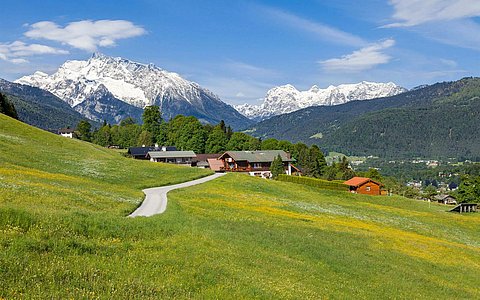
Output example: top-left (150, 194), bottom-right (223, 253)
top-left (128, 146), bottom-right (157, 157)
top-left (58, 128), bottom-right (75, 133)
top-left (207, 158), bottom-right (224, 171)
top-left (194, 153), bottom-right (222, 162)
top-left (434, 194), bottom-right (456, 201)
top-left (219, 150), bottom-right (293, 163)
top-left (343, 177), bottom-right (382, 187)
top-left (147, 151), bottom-right (196, 159)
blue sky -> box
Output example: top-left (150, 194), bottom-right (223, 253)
top-left (0, 0), bottom-right (479, 105)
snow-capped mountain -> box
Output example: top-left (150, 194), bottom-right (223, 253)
top-left (235, 82), bottom-right (407, 121)
top-left (16, 53), bottom-right (252, 128)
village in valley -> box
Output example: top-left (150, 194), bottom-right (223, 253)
top-left (1, 1), bottom-right (479, 298)
top-left (56, 108), bottom-right (478, 214)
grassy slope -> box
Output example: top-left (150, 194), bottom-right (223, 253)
top-left (1, 114), bottom-right (479, 298)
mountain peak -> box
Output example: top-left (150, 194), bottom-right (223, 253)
top-left (235, 81), bottom-right (407, 121)
top-left (14, 54), bottom-right (252, 129)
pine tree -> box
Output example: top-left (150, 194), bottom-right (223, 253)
top-left (0, 92), bottom-right (18, 119)
top-left (270, 154), bottom-right (285, 179)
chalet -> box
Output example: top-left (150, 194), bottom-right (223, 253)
top-left (58, 128), bottom-right (75, 138)
top-left (127, 145), bottom-right (177, 159)
top-left (217, 150), bottom-right (294, 177)
top-left (343, 177), bottom-right (383, 196)
top-left (147, 151), bottom-right (196, 165)
top-left (434, 194), bottom-right (457, 205)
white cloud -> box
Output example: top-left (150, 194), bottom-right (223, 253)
top-left (262, 6), bottom-right (366, 47)
top-left (319, 39), bottom-right (395, 72)
top-left (386, 0), bottom-right (480, 27)
top-left (24, 20), bottom-right (146, 52)
top-left (0, 41), bottom-right (68, 64)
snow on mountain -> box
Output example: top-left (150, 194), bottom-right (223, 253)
top-left (235, 81), bottom-right (407, 121)
top-left (15, 53), bottom-right (252, 129)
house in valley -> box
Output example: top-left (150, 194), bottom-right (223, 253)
top-left (435, 194), bottom-right (457, 205)
top-left (58, 128), bottom-right (75, 138)
top-left (147, 150), bottom-right (196, 165)
top-left (217, 150), bottom-right (294, 177)
top-left (343, 177), bottom-right (383, 196)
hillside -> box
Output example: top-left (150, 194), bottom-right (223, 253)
top-left (0, 114), bottom-right (479, 298)
top-left (247, 77), bottom-right (480, 159)
top-left (0, 79), bottom-right (89, 130)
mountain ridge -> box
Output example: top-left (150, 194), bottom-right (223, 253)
top-left (0, 78), bottom-right (90, 130)
top-left (246, 77), bottom-right (480, 159)
top-left (16, 53), bottom-right (253, 129)
top-left (235, 81), bottom-right (406, 121)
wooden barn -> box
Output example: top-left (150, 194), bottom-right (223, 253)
top-left (343, 177), bottom-right (383, 196)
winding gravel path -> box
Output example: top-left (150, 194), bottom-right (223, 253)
top-left (129, 173), bottom-right (227, 217)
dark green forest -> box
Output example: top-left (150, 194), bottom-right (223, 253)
top-left (0, 79), bottom-right (88, 130)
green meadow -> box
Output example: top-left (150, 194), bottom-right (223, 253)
top-left (1, 113), bottom-right (479, 299)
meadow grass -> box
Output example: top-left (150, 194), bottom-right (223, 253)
top-left (0, 114), bottom-right (479, 299)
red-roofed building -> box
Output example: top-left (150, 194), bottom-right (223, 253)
top-left (343, 177), bottom-right (383, 196)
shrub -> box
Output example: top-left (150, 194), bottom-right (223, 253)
top-left (277, 175), bottom-right (349, 191)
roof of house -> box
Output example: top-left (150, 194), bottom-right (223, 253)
top-left (58, 128), bottom-right (75, 133)
top-left (343, 177), bottom-right (382, 187)
top-left (434, 194), bottom-right (456, 201)
top-left (194, 153), bottom-right (222, 162)
top-left (207, 158), bottom-right (224, 171)
top-left (128, 146), bottom-right (177, 157)
top-left (128, 146), bottom-right (158, 157)
top-left (219, 150), bottom-right (293, 163)
top-left (196, 161), bottom-right (210, 167)
top-left (147, 151), bottom-right (196, 159)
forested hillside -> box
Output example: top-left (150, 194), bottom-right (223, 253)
top-left (0, 79), bottom-right (90, 130)
top-left (248, 77), bottom-right (480, 159)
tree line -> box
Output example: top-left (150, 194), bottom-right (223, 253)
top-left (75, 106), bottom-right (336, 178)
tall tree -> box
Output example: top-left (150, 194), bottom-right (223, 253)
top-left (137, 130), bottom-right (153, 146)
top-left (76, 120), bottom-right (92, 141)
top-left (166, 115), bottom-right (206, 153)
top-left (93, 124), bottom-right (112, 147)
top-left (142, 105), bottom-right (163, 141)
top-left (261, 138), bottom-right (279, 150)
top-left (205, 126), bottom-right (228, 153)
top-left (308, 145), bottom-right (327, 178)
top-left (456, 175), bottom-right (480, 203)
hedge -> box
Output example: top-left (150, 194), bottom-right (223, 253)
top-left (277, 175), bottom-right (349, 191)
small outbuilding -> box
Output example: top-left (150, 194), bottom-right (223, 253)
top-left (343, 177), bottom-right (383, 196)
top-left (435, 194), bottom-right (457, 205)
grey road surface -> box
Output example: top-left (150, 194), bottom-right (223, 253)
top-left (129, 173), bottom-right (226, 217)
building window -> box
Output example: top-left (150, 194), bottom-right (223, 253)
top-left (253, 163), bottom-right (262, 169)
